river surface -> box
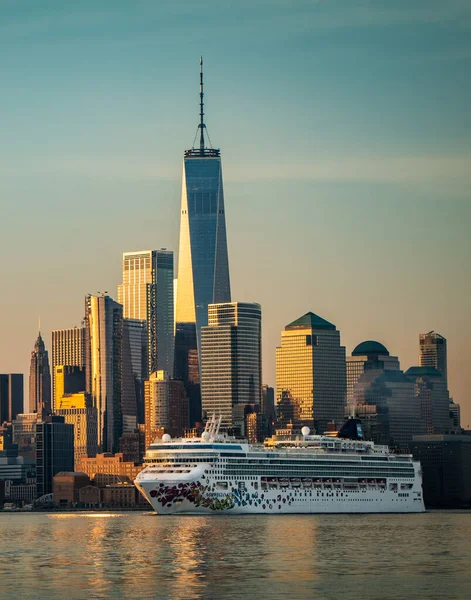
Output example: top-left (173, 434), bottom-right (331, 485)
top-left (0, 511), bottom-right (470, 600)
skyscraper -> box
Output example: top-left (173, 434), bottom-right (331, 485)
top-left (29, 332), bottom-right (51, 416)
top-left (175, 58), bottom-right (231, 422)
top-left (201, 302), bottom-right (261, 430)
top-left (51, 327), bottom-right (86, 410)
top-left (84, 295), bottom-right (137, 453)
top-left (346, 341), bottom-right (400, 413)
top-left (419, 331), bottom-right (447, 384)
top-left (118, 250), bottom-right (175, 422)
top-left (35, 415), bottom-right (74, 498)
top-left (0, 374), bottom-right (24, 423)
top-left (405, 366), bottom-right (451, 434)
top-left (118, 249), bottom-right (175, 376)
top-left (276, 312), bottom-right (347, 434)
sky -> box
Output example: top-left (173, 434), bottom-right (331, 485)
top-left (0, 0), bottom-right (470, 423)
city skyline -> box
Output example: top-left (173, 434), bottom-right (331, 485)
top-left (0, 1), bottom-right (470, 425)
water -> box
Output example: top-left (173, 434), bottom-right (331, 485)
top-left (0, 512), bottom-right (470, 600)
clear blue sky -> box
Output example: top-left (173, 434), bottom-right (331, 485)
top-left (1, 1), bottom-right (470, 422)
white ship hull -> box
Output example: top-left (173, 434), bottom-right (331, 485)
top-left (135, 475), bottom-right (425, 515)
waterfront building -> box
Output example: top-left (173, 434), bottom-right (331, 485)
top-left (405, 366), bottom-right (451, 434)
top-left (51, 327), bottom-right (86, 409)
top-left (78, 452), bottom-right (142, 482)
top-left (118, 249), bottom-right (175, 380)
top-left (346, 341), bottom-right (400, 413)
top-left (276, 312), bottom-right (347, 434)
top-left (0, 374), bottom-right (24, 423)
top-left (35, 416), bottom-right (74, 498)
top-left (29, 332), bottom-right (51, 416)
top-left (84, 294), bottom-right (137, 453)
top-left (53, 472), bottom-right (90, 506)
top-left (411, 434), bottom-right (471, 508)
top-left (419, 331), bottom-right (447, 384)
top-left (354, 370), bottom-right (425, 451)
top-left (144, 371), bottom-right (189, 448)
top-left (174, 58), bottom-right (231, 422)
top-left (201, 302), bottom-right (262, 430)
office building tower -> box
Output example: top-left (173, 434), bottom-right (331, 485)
top-left (175, 58), bottom-right (231, 418)
top-left (56, 405), bottom-right (98, 469)
top-left (346, 341), bottom-right (400, 413)
top-left (12, 413), bottom-right (41, 453)
top-left (276, 312), bottom-right (346, 434)
top-left (144, 371), bottom-right (189, 448)
top-left (54, 366), bottom-right (86, 401)
top-left (419, 331), bottom-right (447, 384)
top-left (118, 249), bottom-right (175, 378)
top-left (354, 370), bottom-right (425, 450)
top-left (29, 332), bottom-right (51, 416)
top-left (201, 303), bottom-right (261, 430)
top-left (51, 327), bottom-right (86, 410)
top-left (261, 384), bottom-right (275, 435)
top-left (84, 294), bottom-right (137, 453)
top-left (35, 416), bottom-right (74, 498)
top-left (0, 374), bottom-right (24, 423)
top-left (405, 366), bottom-right (451, 434)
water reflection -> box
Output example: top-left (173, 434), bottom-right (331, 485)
top-left (0, 513), bottom-right (470, 600)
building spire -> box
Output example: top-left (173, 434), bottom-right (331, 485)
top-left (199, 56), bottom-right (205, 154)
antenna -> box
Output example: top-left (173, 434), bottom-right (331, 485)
top-left (199, 56), bottom-right (205, 154)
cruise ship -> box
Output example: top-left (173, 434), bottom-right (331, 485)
top-left (135, 417), bottom-right (425, 514)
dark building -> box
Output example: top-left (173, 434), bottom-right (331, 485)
top-left (262, 384), bottom-right (275, 436)
top-left (174, 323), bottom-right (201, 426)
top-left (29, 332), bottom-right (51, 416)
top-left (419, 331), bottom-right (447, 384)
top-left (405, 366), bottom-right (451, 434)
top-left (411, 434), bottom-right (471, 508)
top-left (35, 416), bottom-right (74, 498)
top-left (0, 374), bottom-right (24, 423)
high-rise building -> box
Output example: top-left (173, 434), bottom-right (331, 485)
top-left (174, 58), bottom-right (231, 421)
top-left (118, 249), bottom-right (175, 378)
top-left (419, 331), bottom-right (447, 384)
top-left (201, 302), bottom-right (261, 430)
top-left (276, 312), bottom-right (347, 434)
top-left (346, 341), bottom-right (400, 413)
top-left (143, 371), bottom-right (189, 448)
top-left (35, 416), bottom-right (74, 498)
top-left (51, 327), bottom-right (86, 410)
top-left (261, 384), bottom-right (276, 435)
top-left (405, 366), bottom-right (451, 434)
top-left (12, 413), bottom-right (41, 453)
top-left (84, 295), bottom-right (137, 453)
top-left (29, 332), bottom-right (51, 417)
top-left (0, 374), bottom-right (24, 423)
top-left (354, 370), bottom-right (425, 450)
top-left (449, 400), bottom-right (461, 431)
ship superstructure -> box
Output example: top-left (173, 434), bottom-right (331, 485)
top-left (135, 417), bottom-right (425, 514)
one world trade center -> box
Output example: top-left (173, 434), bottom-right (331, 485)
top-left (174, 58), bottom-right (231, 425)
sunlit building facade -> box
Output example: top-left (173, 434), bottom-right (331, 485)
top-left (276, 312), bottom-right (346, 434)
top-left (201, 303), bottom-right (261, 430)
top-left (175, 58), bottom-right (231, 425)
top-left (419, 331), bottom-right (447, 384)
top-left (51, 327), bottom-right (86, 410)
top-left (118, 249), bottom-right (175, 378)
top-left (144, 371), bottom-right (189, 448)
top-left (85, 295), bottom-right (137, 454)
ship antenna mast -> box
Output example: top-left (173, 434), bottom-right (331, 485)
top-left (199, 56), bottom-right (205, 154)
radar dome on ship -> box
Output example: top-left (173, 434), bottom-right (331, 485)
top-left (301, 426), bottom-right (310, 436)
top-left (201, 431), bottom-right (211, 441)
top-left (162, 433), bottom-right (171, 442)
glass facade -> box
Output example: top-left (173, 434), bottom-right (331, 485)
top-left (201, 303), bottom-right (261, 430)
top-left (419, 331), bottom-right (447, 384)
top-left (175, 156), bottom-right (231, 358)
top-left (276, 313), bottom-right (346, 435)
